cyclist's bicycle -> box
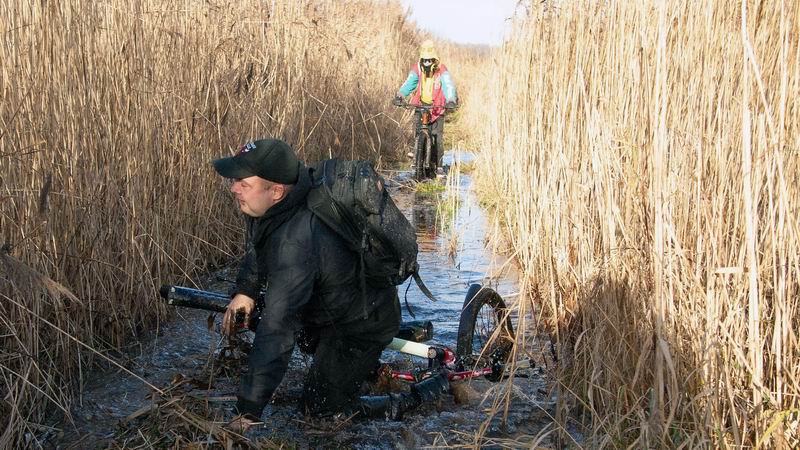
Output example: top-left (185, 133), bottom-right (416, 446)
top-left (160, 283), bottom-right (526, 386)
top-left (395, 103), bottom-right (456, 181)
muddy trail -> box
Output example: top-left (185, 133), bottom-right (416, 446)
top-left (48, 158), bottom-right (571, 449)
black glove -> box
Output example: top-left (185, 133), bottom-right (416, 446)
top-left (392, 95), bottom-right (404, 107)
top-left (445, 100), bottom-right (457, 109)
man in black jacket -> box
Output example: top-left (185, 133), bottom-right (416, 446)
top-left (213, 139), bottom-right (428, 432)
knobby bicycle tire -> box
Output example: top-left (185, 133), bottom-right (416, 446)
top-left (455, 284), bottom-right (515, 381)
top-left (414, 131), bottom-right (427, 180)
top-left (423, 131), bottom-right (434, 179)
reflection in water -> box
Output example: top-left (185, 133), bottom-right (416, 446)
top-left (412, 191), bottom-right (440, 252)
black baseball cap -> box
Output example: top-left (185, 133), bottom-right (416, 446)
top-left (212, 138), bottom-right (300, 184)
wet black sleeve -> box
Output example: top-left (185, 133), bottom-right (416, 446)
top-left (236, 236), bottom-right (317, 417)
top-left (233, 239), bottom-right (262, 300)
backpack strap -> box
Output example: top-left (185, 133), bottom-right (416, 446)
top-left (401, 270), bottom-right (436, 319)
top-left (403, 281), bottom-right (416, 319)
top-left (412, 271), bottom-right (437, 302)
top-left (358, 227), bottom-right (369, 320)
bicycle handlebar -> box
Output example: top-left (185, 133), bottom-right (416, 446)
top-left (395, 102), bottom-right (458, 111)
top-left (159, 284), bottom-right (433, 341)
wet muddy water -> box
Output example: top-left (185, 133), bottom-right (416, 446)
top-left (49, 159), bottom-right (570, 449)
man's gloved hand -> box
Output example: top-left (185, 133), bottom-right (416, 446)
top-left (445, 100), bottom-right (457, 109)
top-left (392, 95), bottom-right (404, 107)
top-left (222, 293), bottom-right (256, 336)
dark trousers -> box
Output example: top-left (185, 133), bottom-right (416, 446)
top-left (300, 298), bottom-right (400, 416)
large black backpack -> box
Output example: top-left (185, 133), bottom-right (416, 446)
top-left (306, 158), bottom-right (435, 316)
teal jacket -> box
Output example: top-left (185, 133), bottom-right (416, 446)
top-left (397, 64), bottom-right (457, 102)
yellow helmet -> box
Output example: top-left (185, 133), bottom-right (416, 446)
top-left (419, 40), bottom-right (438, 61)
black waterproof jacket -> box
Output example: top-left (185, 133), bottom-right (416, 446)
top-left (232, 167), bottom-right (398, 416)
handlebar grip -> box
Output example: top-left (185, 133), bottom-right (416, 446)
top-left (160, 284), bottom-right (264, 331)
top-left (159, 285), bottom-right (230, 313)
top-left (397, 320), bottom-right (434, 342)
top-left (234, 310), bottom-right (247, 328)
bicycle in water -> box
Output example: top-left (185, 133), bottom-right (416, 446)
top-left (160, 283), bottom-right (527, 391)
top-left (395, 103), bottom-right (457, 181)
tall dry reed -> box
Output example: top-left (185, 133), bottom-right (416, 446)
top-left (0, 0), bottom-right (416, 446)
top-left (434, 42), bottom-right (492, 151)
top-left (467, 1), bottom-right (800, 447)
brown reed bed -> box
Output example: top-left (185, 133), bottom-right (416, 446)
top-left (0, 0), bottom-right (418, 446)
top-left (464, 1), bottom-right (800, 448)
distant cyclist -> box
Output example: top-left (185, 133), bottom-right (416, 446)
top-left (393, 40), bottom-right (458, 175)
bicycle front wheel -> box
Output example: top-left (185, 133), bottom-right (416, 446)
top-left (423, 132), bottom-right (434, 179)
top-left (414, 132), bottom-right (426, 180)
top-left (455, 284), bottom-right (515, 381)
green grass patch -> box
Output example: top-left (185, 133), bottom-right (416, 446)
top-left (415, 180), bottom-right (445, 195)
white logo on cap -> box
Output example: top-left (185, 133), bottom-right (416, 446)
top-left (237, 141), bottom-right (257, 155)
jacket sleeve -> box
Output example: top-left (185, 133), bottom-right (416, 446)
top-left (233, 239), bottom-right (262, 300)
top-left (236, 237), bottom-right (317, 417)
top-left (439, 70), bottom-right (457, 102)
top-left (397, 70), bottom-right (419, 97)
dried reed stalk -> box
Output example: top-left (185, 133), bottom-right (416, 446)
top-left (0, 0), bottom-right (417, 446)
top-left (466, 0), bottom-right (800, 447)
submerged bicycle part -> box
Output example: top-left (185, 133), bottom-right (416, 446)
top-left (383, 284), bottom-right (518, 383)
top-left (161, 283), bottom-right (520, 385)
top-left (455, 284), bottom-right (516, 382)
